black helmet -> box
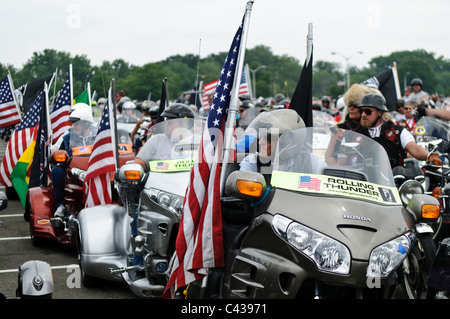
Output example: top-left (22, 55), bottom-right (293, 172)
top-left (161, 103), bottom-right (195, 119)
top-left (411, 78), bottom-right (423, 88)
top-left (149, 104), bottom-right (159, 118)
top-left (241, 100), bottom-right (254, 109)
top-left (360, 93), bottom-right (388, 112)
top-left (396, 98), bottom-right (405, 105)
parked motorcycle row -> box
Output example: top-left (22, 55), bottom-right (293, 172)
top-left (16, 109), bottom-right (450, 299)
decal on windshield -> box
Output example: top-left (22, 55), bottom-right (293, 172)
top-left (271, 171), bottom-right (401, 205)
top-left (149, 158), bottom-right (194, 172)
top-left (72, 145), bottom-right (93, 156)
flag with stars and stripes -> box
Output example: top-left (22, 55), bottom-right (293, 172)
top-left (0, 75), bottom-right (21, 129)
top-left (51, 73), bottom-right (72, 143)
top-left (201, 68), bottom-right (251, 110)
top-left (164, 8), bottom-right (250, 298)
top-left (83, 88), bottom-right (116, 207)
top-left (0, 91), bottom-right (44, 188)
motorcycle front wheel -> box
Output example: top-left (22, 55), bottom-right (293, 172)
top-left (401, 233), bottom-right (436, 299)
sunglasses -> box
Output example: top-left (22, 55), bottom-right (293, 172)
top-left (359, 108), bottom-right (376, 116)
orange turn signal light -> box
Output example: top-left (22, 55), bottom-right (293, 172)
top-left (422, 204), bottom-right (440, 219)
top-left (53, 154), bottom-right (68, 163)
top-left (124, 170), bottom-right (141, 180)
top-left (236, 180), bottom-right (263, 197)
top-left (432, 187), bottom-right (442, 199)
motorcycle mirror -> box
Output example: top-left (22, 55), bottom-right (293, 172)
top-left (225, 170), bottom-right (267, 201)
top-left (119, 164), bottom-right (145, 182)
top-left (429, 139), bottom-right (442, 153)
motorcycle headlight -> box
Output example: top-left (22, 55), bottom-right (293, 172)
top-left (272, 215), bottom-right (351, 275)
top-left (71, 167), bottom-right (87, 182)
top-left (398, 180), bottom-right (424, 206)
top-left (366, 232), bottom-right (413, 278)
top-left (149, 188), bottom-right (184, 218)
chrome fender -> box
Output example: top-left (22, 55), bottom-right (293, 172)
top-left (415, 222), bottom-right (434, 234)
top-left (78, 204), bottom-right (132, 282)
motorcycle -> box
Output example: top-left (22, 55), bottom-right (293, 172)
top-left (77, 118), bottom-right (203, 298)
top-left (24, 123), bottom-right (135, 247)
top-left (0, 191), bottom-right (54, 299)
top-left (413, 116), bottom-right (450, 242)
top-left (186, 126), bottom-right (439, 299)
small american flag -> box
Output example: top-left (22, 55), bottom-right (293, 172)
top-left (50, 73), bottom-right (71, 143)
top-left (164, 11), bottom-right (248, 298)
top-left (201, 67), bottom-right (250, 110)
top-left (0, 91), bottom-right (43, 187)
top-left (0, 75), bottom-right (21, 129)
top-left (299, 176), bottom-right (321, 191)
top-left (156, 161), bottom-right (169, 170)
top-left (83, 89), bottom-right (116, 207)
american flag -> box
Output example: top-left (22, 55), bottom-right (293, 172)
top-left (0, 91), bottom-right (43, 187)
top-left (50, 74), bottom-right (71, 143)
top-left (201, 66), bottom-right (250, 110)
top-left (83, 89), bottom-right (116, 207)
top-left (299, 175), bottom-right (321, 191)
top-left (164, 14), bottom-right (247, 298)
top-left (0, 75), bottom-right (21, 129)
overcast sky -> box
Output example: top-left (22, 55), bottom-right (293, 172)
top-left (2, 0), bottom-right (450, 74)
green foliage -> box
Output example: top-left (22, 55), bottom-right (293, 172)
top-left (3, 47), bottom-right (450, 102)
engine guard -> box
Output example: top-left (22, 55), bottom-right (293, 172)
top-left (78, 204), bottom-right (132, 282)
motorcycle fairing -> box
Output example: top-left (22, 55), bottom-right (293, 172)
top-left (26, 187), bottom-right (56, 239)
top-left (78, 204), bottom-right (132, 282)
top-left (266, 189), bottom-right (413, 260)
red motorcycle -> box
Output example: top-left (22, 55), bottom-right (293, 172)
top-left (24, 126), bottom-right (135, 246)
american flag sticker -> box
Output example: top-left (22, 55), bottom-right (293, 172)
top-left (156, 161), bottom-right (170, 170)
top-left (298, 176), bottom-right (321, 191)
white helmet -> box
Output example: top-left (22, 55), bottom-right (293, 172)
top-left (69, 107), bottom-right (94, 124)
top-left (71, 102), bottom-right (91, 113)
top-left (122, 101), bottom-right (136, 110)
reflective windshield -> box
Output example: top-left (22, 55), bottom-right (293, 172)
top-left (271, 127), bottom-right (400, 205)
top-left (69, 120), bottom-right (97, 155)
top-left (415, 116), bottom-right (450, 142)
top-left (142, 118), bottom-right (204, 171)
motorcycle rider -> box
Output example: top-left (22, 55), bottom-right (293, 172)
top-left (239, 109), bottom-right (326, 184)
top-left (133, 103), bottom-right (195, 171)
top-left (326, 84), bottom-right (379, 165)
top-left (407, 78), bottom-right (429, 104)
top-left (359, 93), bottom-right (441, 168)
top-left (51, 107), bottom-right (96, 218)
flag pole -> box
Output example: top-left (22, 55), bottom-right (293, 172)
top-left (110, 79), bottom-right (120, 170)
top-left (44, 81), bottom-right (52, 156)
top-left (87, 82), bottom-right (92, 107)
top-left (69, 64), bottom-right (73, 109)
top-left (219, 0), bottom-right (254, 195)
top-left (392, 62), bottom-right (401, 100)
top-left (306, 23), bottom-right (313, 65)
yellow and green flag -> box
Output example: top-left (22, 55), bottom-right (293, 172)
top-left (10, 140), bottom-right (36, 208)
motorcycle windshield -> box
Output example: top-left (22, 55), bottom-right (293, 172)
top-left (145, 118), bottom-right (204, 172)
top-left (415, 116), bottom-right (450, 142)
top-left (271, 127), bottom-right (402, 206)
top-left (70, 120), bottom-right (98, 156)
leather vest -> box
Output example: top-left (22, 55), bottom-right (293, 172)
top-left (372, 123), bottom-right (407, 168)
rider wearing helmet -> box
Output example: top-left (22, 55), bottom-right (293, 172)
top-left (51, 107), bottom-right (96, 219)
top-left (408, 78), bottom-right (430, 104)
top-left (239, 109), bottom-right (326, 183)
top-left (359, 93), bottom-right (440, 168)
top-left (133, 103), bottom-right (195, 171)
